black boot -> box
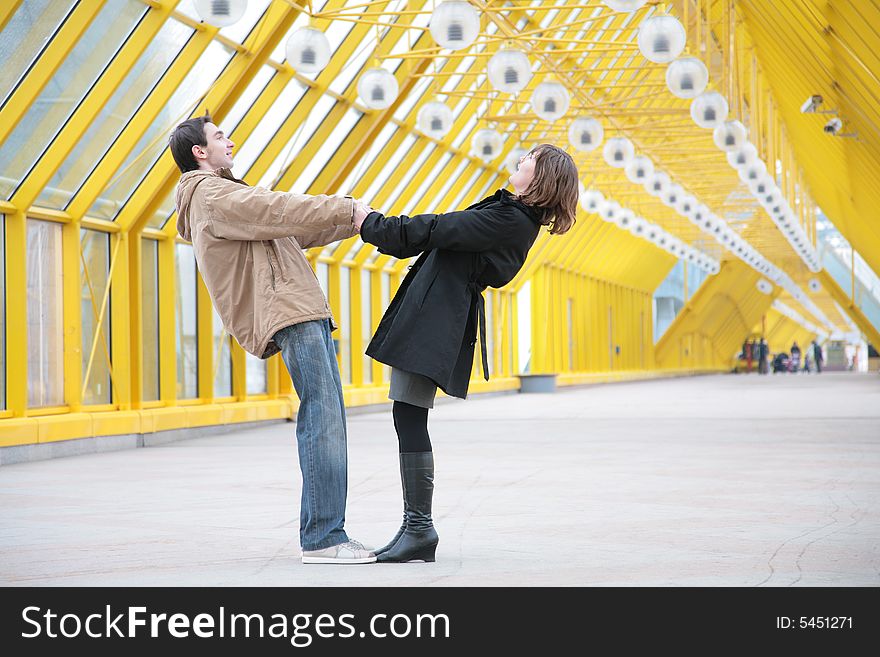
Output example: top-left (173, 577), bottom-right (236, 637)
top-left (374, 456), bottom-right (407, 556)
top-left (378, 452), bottom-right (438, 563)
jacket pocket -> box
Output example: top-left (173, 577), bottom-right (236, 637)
top-left (416, 269), bottom-right (440, 309)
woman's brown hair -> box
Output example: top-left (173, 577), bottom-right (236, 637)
top-left (517, 144), bottom-right (578, 235)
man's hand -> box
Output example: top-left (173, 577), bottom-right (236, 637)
top-left (352, 199), bottom-right (373, 232)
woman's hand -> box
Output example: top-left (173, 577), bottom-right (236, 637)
top-left (353, 199), bottom-right (373, 232)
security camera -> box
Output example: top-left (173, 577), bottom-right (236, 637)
top-left (801, 94), bottom-right (823, 113)
top-left (824, 117), bottom-right (843, 134)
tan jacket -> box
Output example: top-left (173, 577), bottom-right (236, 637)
top-left (175, 168), bottom-right (357, 358)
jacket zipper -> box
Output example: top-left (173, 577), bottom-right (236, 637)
top-left (263, 241), bottom-right (277, 291)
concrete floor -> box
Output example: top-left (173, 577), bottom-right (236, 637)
top-left (1, 372), bottom-right (878, 587)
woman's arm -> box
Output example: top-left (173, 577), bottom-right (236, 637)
top-left (360, 207), bottom-right (510, 257)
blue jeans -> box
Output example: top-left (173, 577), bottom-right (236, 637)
top-left (274, 319), bottom-right (350, 551)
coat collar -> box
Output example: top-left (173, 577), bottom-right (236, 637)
top-left (497, 188), bottom-right (544, 224)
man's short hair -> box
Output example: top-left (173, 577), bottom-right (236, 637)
top-left (169, 111), bottom-right (213, 173)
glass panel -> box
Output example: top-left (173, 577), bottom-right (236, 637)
top-left (339, 266), bottom-right (351, 385)
top-left (337, 123), bottom-right (397, 197)
top-left (26, 220), bottom-right (64, 407)
top-left (234, 77), bottom-right (308, 177)
top-left (287, 107), bottom-right (364, 194)
top-left (245, 351), bottom-right (266, 395)
top-left (446, 163), bottom-right (482, 212)
top-left (360, 268), bottom-right (372, 384)
top-left (38, 17), bottom-right (194, 209)
top-left (361, 134), bottom-right (416, 204)
top-left (387, 144), bottom-right (436, 215)
top-left (87, 39), bottom-right (235, 220)
top-left (80, 229), bottom-right (111, 404)
top-left (212, 305), bottom-right (232, 397)
top-left (0, 0), bottom-right (77, 109)
top-left (316, 262), bottom-right (329, 298)
top-left (142, 238), bottom-right (160, 402)
top-left (175, 243), bottom-right (198, 399)
top-left (0, 215), bottom-right (4, 409)
top-left (422, 154), bottom-right (462, 212)
top-left (0, 0), bottom-right (148, 201)
top-left (256, 94), bottom-right (338, 189)
top-left (224, 65), bottom-right (275, 136)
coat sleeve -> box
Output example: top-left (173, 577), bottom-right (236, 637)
top-left (206, 182), bottom-right (354, 241)
top-left (360, 207), bottom-right (511, 258)
top-left (294, 223), bottom-right (360, 249)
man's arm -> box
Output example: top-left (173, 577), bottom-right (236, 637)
top-left (207, 182), bottom-right (356, 241)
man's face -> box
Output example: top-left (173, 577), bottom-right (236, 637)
top-left (194, 122), bottom-right (235, 171)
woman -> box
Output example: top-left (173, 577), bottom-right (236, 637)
top-left (354, 144), bottom-right (579, 563)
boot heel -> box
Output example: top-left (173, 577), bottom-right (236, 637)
top-left (410, 541), bottom-right (438, 563)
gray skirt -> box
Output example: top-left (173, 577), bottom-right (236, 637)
top-left (389, 367), bottom-right (438, 409)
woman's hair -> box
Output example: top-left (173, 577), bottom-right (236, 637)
top-left (517, 144), bottom-right (578, 235)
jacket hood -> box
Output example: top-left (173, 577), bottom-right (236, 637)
top-left (175, 168), bottom-right (246, 241)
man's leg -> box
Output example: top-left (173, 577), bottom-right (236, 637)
top-left (275, 320), bottom-right (349, 551)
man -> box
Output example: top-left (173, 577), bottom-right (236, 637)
top-left (170, 112), bottom-right (374, 564)
top-left (812, 340), bottom-right (823, 373)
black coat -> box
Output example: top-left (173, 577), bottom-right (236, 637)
top-left (360, 189), bottom-right (543, 399)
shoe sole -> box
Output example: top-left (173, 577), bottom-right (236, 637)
top-left (302, 556), bottom-right (377, 564)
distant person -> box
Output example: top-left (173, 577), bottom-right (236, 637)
top-left (812, 340), bottom-right (823, 373)
top-left (746, 339), bottom-right (754, 373)
top-left (758, 338), bottom-right (769, 375)
top-left (790, 341), bottom-right (801, 373)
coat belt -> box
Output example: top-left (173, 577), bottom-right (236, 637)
top-left (469, 281), bottom-right (489, 381)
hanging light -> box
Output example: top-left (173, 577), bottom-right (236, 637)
top-left (358, 68), bottom-right (399, 110)
top-left (429, 1), bottom-right (480, 50)
top-left (580, 189), bottom-right (605, 214)
top-left (471, 129), bottom-right (504, 161)
top-left (712, 120), bottom-right (748, 151)
top-left (602, 136), bottom-right (634, 168)
top-left (644, 170), bottom-right (670, 197)
top-left (747, 173), bottom-right (772, 197)
top-left (618, 208), bottom-right (635, 230)
top-left (568, 117), bottom-right (604, 152)
top-left (286, 27), bottom-right (331, 75)
top-left (602, 0), bottom-right (648, 11)
top-left (599, 199), bottom-right (621, 223)
top-left (665, 57), bottom-right (709, 99)
top-left (417, 101), bottom-right (454, 139)
top-left (727, 141), bottom-right (757, 169)
top-left (487, 49), bottom-right (532, 94)
top-left (629, 216), bottom-right (648, 237)
top-left (624, 154), bottom-right (654, 184)
top-left (662, 183), bottom-right (683, 208)
top-left (676, 194), bottom-right (696, 217)
top-left (690, 91), bottom-right (729, 129)
top-left (756, 279), bottom-right (772, 294)
top-left (738, 159), bottom-right (767, 184)
top-left (505, 146), bottom-right (529, 174)
top-left (637, 15), bottom-right (686, 64)
top-left (531, 81), bottom-right (570, 121)
top-left (193, 0), bottom-right (248, 27)
top-left (645, 222), bottom-right (661, 243)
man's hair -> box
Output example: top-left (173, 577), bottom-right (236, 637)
top-left (517, 144), bottom-right (578, 235)
top-left (169, 112), bottom-right (213, 173)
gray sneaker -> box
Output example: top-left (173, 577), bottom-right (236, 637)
top-left (302, 539), bottom-right (377, 564)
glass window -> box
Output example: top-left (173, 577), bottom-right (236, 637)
top-left (287, 107), bottom-right (364, 194)
top-left (233, 76), bottom-right (308, 177)
top-left (387, 144), bottom-right (436, 214)
top-left (142, 238), bottom-right (160, 402)
top-left (87, 39), bottom-right (236, 221)
top-left (38, 17), bottom-right (194, 209)
top-left (399, 150), bottom-right (449, 215)
top-left (517, 280), bottom-right (531, 374)
top-left (422, 155), bottom-right (463, 212)
top-left (339, 266), bottom-right (351, 385)
top-left (212, 305), bottom-right (232, 397)
top-left (80, 229), bottom-right (112, 405)
top-left (316, 262), bottom-right (329, 298)
top-left (175, 243), bottom-right (198, 399)
top-left (245, 352), bottom-right (266, 395)
top-left (27, 219), bottom-right (64, 407)
top-left (360, 268), bottom-right (372, 385)
top-left (446, 165), bottom-right (483, 212)
top-left (0, 0), bottom-right (78, 109)
top-left (256, 94), bottom-right (338, 189)
top-left (361, 134), bottom-right (417, 204)
top-left (146, 188), bottom-right (177, 230)
top-left (224, 65), bottom-right (275, 136)
top-left (0, 0), bottom-right (148, 201)
top-left (337, 123), bottom-right (398, 197)
top-left (0, 215), bottom-right (5, 409)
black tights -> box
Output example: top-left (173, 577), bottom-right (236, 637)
top-left (392, 401), bottom-right (432, 453)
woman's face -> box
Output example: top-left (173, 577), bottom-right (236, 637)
top-left (509, 151), bottom-right (537, 194)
